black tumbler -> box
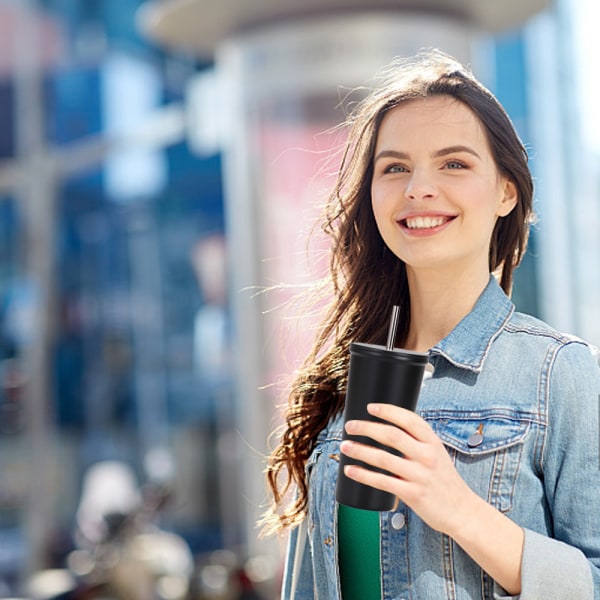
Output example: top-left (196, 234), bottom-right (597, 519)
top-left (335, 342), bottom-right (428, 511)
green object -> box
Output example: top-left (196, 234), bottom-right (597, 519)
top-left (338, 503), bottom-right (382, 600)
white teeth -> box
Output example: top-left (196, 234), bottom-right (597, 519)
top-left (404, 216), bottom-right (448, 229)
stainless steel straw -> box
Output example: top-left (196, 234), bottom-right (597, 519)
top-left (386, 305), bottom-right (400, 350)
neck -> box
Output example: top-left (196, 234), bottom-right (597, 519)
top-left (403, 267), bottom-right (491, 353)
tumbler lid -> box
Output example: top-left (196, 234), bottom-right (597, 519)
top-left (350, 342), bottom-right (429, 364)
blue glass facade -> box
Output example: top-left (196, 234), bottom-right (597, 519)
top-left (0, 1), bottom-right (230, 593)
top-left (494, 31), bottom-right (541, 317)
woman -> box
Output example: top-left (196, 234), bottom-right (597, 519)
top-left (264, 50), bottom-right (600, 599)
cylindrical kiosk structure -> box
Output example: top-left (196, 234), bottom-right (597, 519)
top-left (138, 0), bottom-right (549, 560)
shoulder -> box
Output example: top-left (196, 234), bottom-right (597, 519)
top-left (507, 311), bottom-right (582, 343)
top-left (496, 311), bottom-right (600, 386)
top-left (507, 311), bottom-right (599, 356)
top-left (508, 313), bottom-right (600, 399)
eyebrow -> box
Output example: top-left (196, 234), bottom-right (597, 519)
top-left (373, 145), bottom-right (482, 163)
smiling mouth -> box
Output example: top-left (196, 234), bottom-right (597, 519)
top-left (401, 215), bottom-right (456, 230)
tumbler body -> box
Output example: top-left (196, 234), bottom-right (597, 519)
top-left (336, 342), bottom-right (428, 511)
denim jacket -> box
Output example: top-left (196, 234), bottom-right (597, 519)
top-left (281, 276), bottom-right (600, 599)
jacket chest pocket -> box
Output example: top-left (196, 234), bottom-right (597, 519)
top-left (425, 413), bottom-right (530, 513)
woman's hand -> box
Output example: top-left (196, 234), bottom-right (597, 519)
top-left (340, 402), bottom-right (475, 536)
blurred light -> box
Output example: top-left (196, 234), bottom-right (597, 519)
top-left (200, 564), bottom-right (229, 593)
top-left (144, 446), bottom-right (175, 483)
top-left (101, 51), bottom-right (167, 201)
top-left (156, 574), bottom-right (189, 600)
top-left (66, 549), bottom-right (95, 576)
top-left (570, 0), bottom-right (600, 152)
top-left (186, 69), bottom-right (228, 156)
top-left (3, 278), bottom-right (38, 347)
top-left (26, 569), bottom-right (75, 599)
top-left (244, 554), bottom-right (276, 583)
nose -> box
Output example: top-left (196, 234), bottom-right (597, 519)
top-left (404, 169), bottom-right (436, 201)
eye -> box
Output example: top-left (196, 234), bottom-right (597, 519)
top-left (444, 160), bottom-right (467, 170)
top-left (383, 163), bottom-right (409, 174)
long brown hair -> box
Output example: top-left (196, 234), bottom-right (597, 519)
top-left (263, 49), bottom-right (534, 533)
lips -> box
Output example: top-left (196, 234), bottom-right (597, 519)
top-left (400, 215), bottom-right (456, 230)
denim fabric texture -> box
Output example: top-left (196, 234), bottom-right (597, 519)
top-left (281, 276), bottom-right (600, 599)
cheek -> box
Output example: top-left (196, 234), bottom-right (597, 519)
top-left (370, 184), bottom-right (382, 222)
top-left (370, 196), bottom-right (389, 238)
top-left (370, 182), bottom-right (393, 223)
top-left (461, 181), bottom-right (502, 220)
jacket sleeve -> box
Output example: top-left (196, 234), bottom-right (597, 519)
top-left (280, 519), bottom-right (315, 600)
top-left (517, 340), bottom-right (600, 599)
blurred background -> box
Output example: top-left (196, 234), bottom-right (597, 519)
top-left (0, 0), bottom-right (598, 598)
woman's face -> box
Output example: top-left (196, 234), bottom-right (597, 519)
top-left (370, 95), bottom-right (517, 278)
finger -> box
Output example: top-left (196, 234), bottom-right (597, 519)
top-left (340, 439), bottom-right (419, 481)
top-left (367, 403), bottom-right (435, 442)
top-left (343, 463), bottom-right (407, 498)
top-left (344, 419), bottom-right (422, 460)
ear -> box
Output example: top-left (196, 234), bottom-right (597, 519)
top-left (497, 179), bottom-right (518, 217)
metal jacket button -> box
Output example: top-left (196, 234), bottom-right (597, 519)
top-left (467, 423), bottom-right (484, 448)
top-left (391, 512), bottom-right (406, 530)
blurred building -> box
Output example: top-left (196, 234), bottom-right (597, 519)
top-left (0, 0), bottom-right (232, 594)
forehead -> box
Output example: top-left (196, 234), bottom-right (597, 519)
top-left (376, 95), bottom-right (488, 149)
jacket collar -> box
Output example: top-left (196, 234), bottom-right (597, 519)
top-left (429, 275), bottom-right (514, 373)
